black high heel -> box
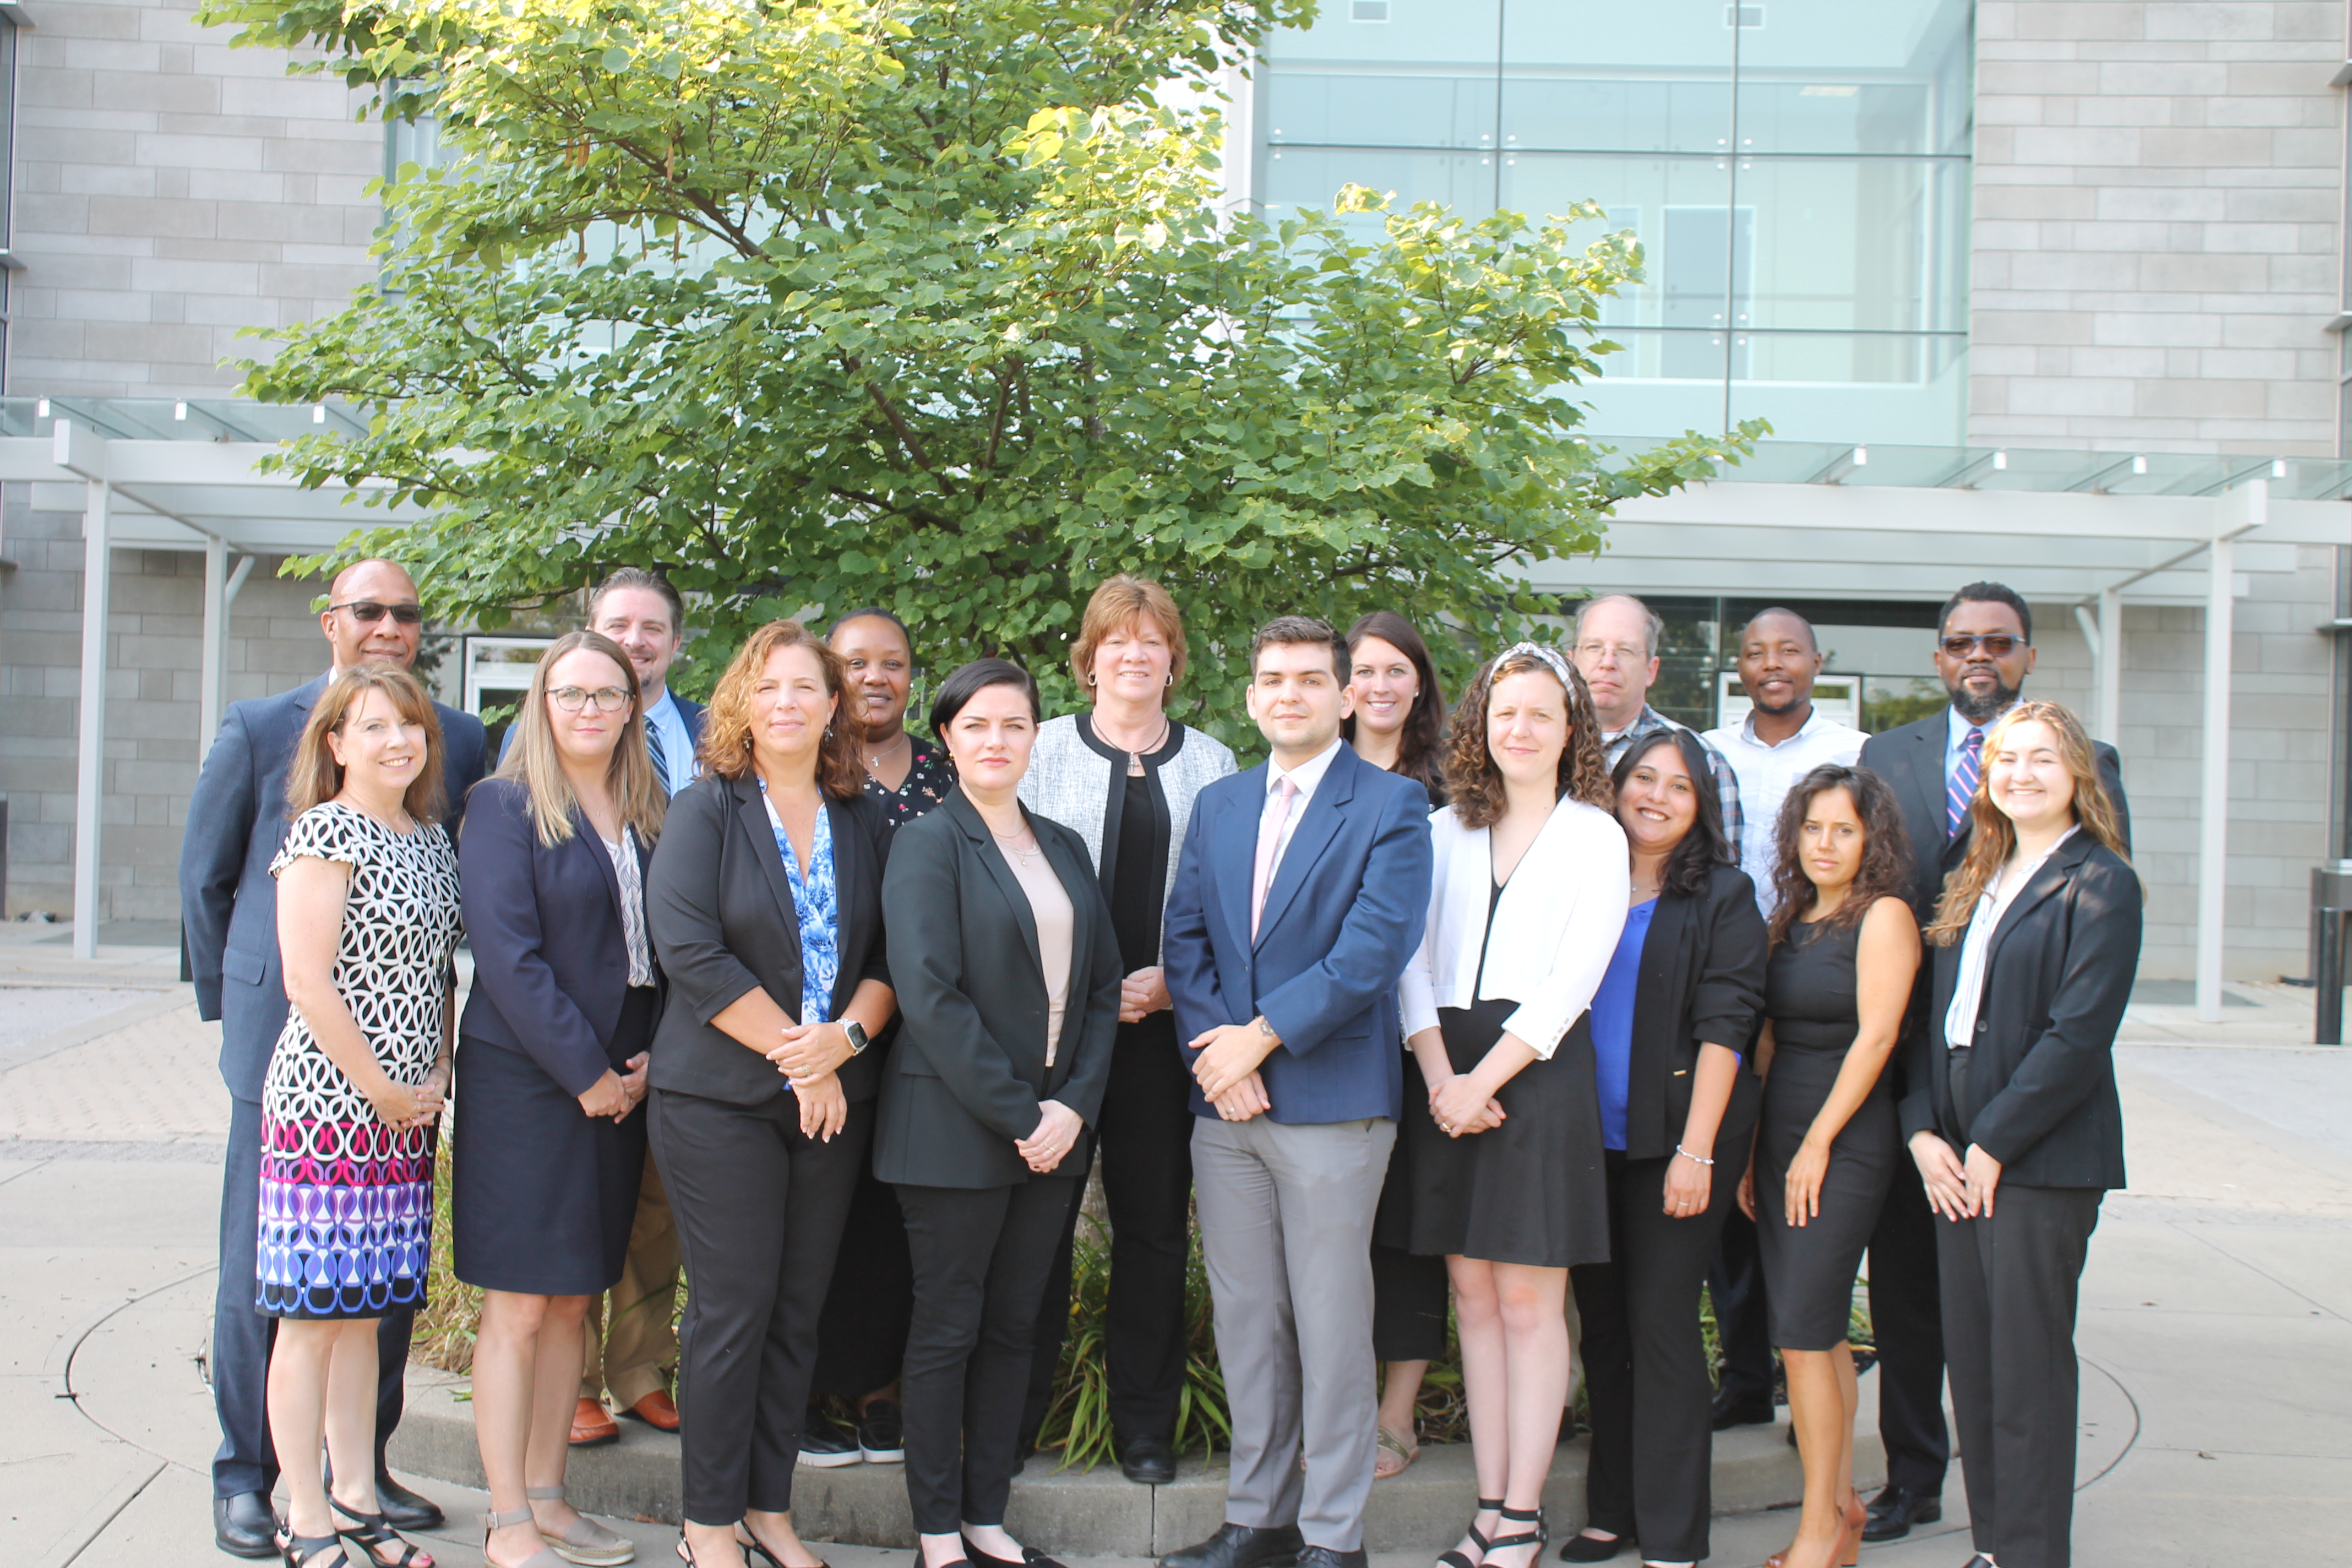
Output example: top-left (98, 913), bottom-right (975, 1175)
top-left (330, 1500), bottom-right (434, 1568)
top-left (1437, 1498), bottom-right (1505, 1568)
top-left (1480, 1506), bottom-right (1547, 1568)
top-left (1555, 1532), bottom-right (1623, 1564)
top-left (283, 1531), bottom-right (353, 1568)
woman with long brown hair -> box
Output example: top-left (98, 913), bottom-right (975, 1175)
top-left (1739, 764), bottom-right (1919, 1568)
top-left (645, 622), bottom-right (897, 1568)
top-left (1905, 701), bottom-right (2137, 1568)
top-left (1398, 644), bottom-right (1626, 1568)
top-left (457, 630), bottom-right (667, 1568)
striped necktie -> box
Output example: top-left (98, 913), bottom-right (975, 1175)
top-left (1947, 726), bottom-right (1982, 837)
top-left (649, 724), bottom-right (673, 795)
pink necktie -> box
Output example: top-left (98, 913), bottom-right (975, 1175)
top-left (1251, 776), bottom-right (1298, 941)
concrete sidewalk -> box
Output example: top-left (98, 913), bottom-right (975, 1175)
top-left (4, 961), bottom-right (2350, 1567)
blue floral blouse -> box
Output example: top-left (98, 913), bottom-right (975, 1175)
top-left (759, 782), bottom-right (840, 1026)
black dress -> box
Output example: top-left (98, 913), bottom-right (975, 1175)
top-left (1756, 918), bottom-right (1896, 1351)
top-left (1372, 770), bottom-right (1449, 1361)
top-left (1408, 883), bottom-right (1611, 1270)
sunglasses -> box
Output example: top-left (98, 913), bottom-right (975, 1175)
top-left (1939, 633), bottom-right (2023, 658)
top-left (330, 600), bottom-right (425, 626)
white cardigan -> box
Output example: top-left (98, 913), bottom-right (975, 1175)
top-left (1398, 797), bottom-right (1631, 1059)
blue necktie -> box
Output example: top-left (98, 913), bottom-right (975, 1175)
top-left (1947, 726), bottom-right (1982, 837)
top-left (649, 725), bottom-right (673, 794)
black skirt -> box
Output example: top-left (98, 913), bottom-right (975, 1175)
top-left (452, 987), bottom-right (655, 1295)
top-left (1407, 998), bottom-right (1611, 1270)
top-left (1754, 1044), bottom-right (1894, 1351)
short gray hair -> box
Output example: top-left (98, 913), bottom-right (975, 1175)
top-left (1572, 594), bottom-right (1663, 658)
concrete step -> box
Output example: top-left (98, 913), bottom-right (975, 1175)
top-left (390, 1366), bottom-right (1886, 1555)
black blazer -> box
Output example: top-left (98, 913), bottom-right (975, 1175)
top-left (457, 778), bottom-right (663, 1096)
top-left (873, 790), bottom-right (1123, 1190)
top-left (645, 775), bottom-right (893, 1106)
top-left (1899, 833), bottom-right (2139, 1190)
top-left (1622, 863), bottom-right (1771, 1163)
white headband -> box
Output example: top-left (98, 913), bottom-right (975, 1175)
top-left (1494, 640), bottom-right (1576, 692)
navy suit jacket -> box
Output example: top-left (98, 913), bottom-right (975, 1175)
top-left (456, 778), bottom-right (661, 1096)
top-left (179, 672), bottom-right (491, 1101)
top-left (498, 689), bottom-right (704, 768)
top-left (1162, 742), bottom-right (1434, 1125)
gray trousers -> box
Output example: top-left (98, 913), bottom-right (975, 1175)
top-left (1192, 1113), bottom-right (1395, 1553)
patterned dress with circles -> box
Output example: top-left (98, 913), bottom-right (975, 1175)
top-left (256, 801), bottom-right (463, 1319)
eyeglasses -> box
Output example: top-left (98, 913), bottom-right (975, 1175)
top-left (1574, 640), bottom-right (1648, 669)
top-left (549, 685), bottom-right (632, 714)
top-left (1939, 634), bottom-right (2024, 658)
top-left (329, 600), bottom-right (424, 626)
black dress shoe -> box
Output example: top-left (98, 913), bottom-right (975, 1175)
top-left (1160, 1523), bottom-right (1305, 1568)
top-left (961, 1539), bottom-right (1065, 1568)
top-left (1555, 1533), bottom-right (1625, 1564)
top-left (1861, 1483), bottom-right (1944, 1543)
top-left (1708, 1389), bottom-right (1775, 1430)
top-left (1119, 1434), bottom-right (1178, 1485)
top-left (1293, 1550), bottom-right (1365, 1568)
top-left (215, 1492), bottom-right (281, 1559)
top-left (371, 1473), bottom-right (445, 1532)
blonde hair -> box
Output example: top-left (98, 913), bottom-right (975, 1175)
top-left (697, 620), bottom-right (868, 800)
top-left (493, 631), bottom-right (667, 848)
top-left (287, 666), bottom-right (447, 823)
top-left (1070, 574), bottom-right (1189, 691)
top-left (1926, 700), bottom-right (2133, 946)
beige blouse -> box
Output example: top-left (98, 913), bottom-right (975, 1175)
top-left (999, 836), bottom-right (1075, 1066)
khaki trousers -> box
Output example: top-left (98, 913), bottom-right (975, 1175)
top-left (581, 1153), bottom-right (683, 1407)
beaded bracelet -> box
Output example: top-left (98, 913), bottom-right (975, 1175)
top-left (1674, 1144), bottom-right (1714, 1167)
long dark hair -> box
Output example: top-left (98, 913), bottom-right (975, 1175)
top-left (1610, 728), bottom-right (1736, 901)
top-left (1767, 763), bottom-right (1914, 946)
top-left (1340, 611), bottom-right (1448, 801)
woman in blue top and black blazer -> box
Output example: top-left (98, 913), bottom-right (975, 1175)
top-left (644, 622), bottom-right (896, 1568)
top-left (1904, 701), bottom-right (2138, 1568)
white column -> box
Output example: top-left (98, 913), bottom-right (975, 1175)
top-left (72, 478), bottom-right (111, 961)
top-left (201, 533), bottom-right (228, 751)
top-left (2196, 480), bottom-right (2261, 1021)
top-left (2097, 585), bottom-right (2122, 749)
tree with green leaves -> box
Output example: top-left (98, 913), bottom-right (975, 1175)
top-left (207, 0), bottom-right (1761, 738)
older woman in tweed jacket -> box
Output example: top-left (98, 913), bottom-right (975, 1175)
top-left (1011, 575), bottom-right (1238, 1483)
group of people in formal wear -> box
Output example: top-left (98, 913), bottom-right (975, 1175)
top-left (182, 558), bottom-right (2139, 1568)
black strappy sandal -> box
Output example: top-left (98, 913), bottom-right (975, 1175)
top-left (1438, 1498), bottom-right (1505, 1568)
top-left (283, 1529), bottom-right (353, 1568)
top-left (1480, 1506), bottom-right (1548, 1568)
top-left (330, 1500), bottom-right (434, 1568)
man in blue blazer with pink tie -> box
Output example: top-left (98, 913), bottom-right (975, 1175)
top-left (1159, 616), bottom-right (1434, 1568)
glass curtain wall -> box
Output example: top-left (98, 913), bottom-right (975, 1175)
top-left (1255, 1), bottom-right (1974, 447)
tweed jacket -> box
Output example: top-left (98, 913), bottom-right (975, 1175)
top-left (1017, 712), bottom-right (1238, 960)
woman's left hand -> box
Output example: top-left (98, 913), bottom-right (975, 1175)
top-left (614, 1051), bottom-right (651, 1123)
top-left (403, 1060), bottom-right (451, 1131)
top-left (1783, 1135), bottom-right (1831, 1228)
top-left (1119, 966), bottom-right (1172, 1023)
top-left (1018, 1100), bottom-right (1085, 1173)
top-left (1662, 1148), bottom-right (1713, 1219)
top-left (769, 1021), bottom-right (854, 1086)
top-left (1428, 1073), bottom-right (1505, 1139)
top-left (1962, 1142), bottom-right (2003, 1217)
top-left (794, 1071), bottom-right (848, 1142)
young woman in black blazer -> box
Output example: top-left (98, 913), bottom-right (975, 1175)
top-left (643, 622), bottom-right (896, 1568)
top-left (456, 631), bottom-right (667, 1568)
top-left (1563, 728), bottom-right (1769, 1568)
top-left (1905, 701), bottom-right (2138, 1568)
top-left (875, 659), bottom-right (1121, 1568)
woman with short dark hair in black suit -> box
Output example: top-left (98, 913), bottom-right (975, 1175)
top-left (1907, 701), bottom-right (2137, 1568)
top-left (645, 621), bottom-right (896, 1568)
top-left (457, 631), bottom-right (667, 1568)
top-left (1559, 728), bottom-right (1770, 1568)
top-left (876, 659), bottom-right (1122, 1568)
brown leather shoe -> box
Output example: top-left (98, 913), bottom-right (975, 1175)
top-left (570, 1396), bottom-right (620, 1447)
top-left (620, 1390), bottom-right (680, 1431)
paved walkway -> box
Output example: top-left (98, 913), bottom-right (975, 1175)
top-left (4, 951), bottom-right (2349, 1567)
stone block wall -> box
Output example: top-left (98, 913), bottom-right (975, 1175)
top-left (1971, 1), bottom-right (2346, 454)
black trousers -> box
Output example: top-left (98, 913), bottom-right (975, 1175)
top-left (651, 1088), bottom-right (867, 1525)
top-left (900, 1177), bottom-right (1077, 1534)
top-left (1573, 1147), bottom-right (1744, 1564)
top-left (1867, 1156), bottom-right (1952, 1495)
top-left (810, 1161), bottom-right (916, 1400)
top-left (1706, 1206), bottom-right (1776, 1406)
top-left (1370, 1242), bottom-right (1450, 1363)
top-left (1021, 1019), bottom-right (1194, 1447)
top-left (1938, 1183), bottom-right (2101, 1568)
top-left (213, 1092), bottom-right (411, 1499)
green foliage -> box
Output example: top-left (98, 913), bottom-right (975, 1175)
top-left (1031, 1213), bottom-right (1229, 1470)
top-left (200, 0), bottom-right (1760, 742)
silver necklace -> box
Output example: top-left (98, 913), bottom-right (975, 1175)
top-left (865, 732), bottom-right (912, 777)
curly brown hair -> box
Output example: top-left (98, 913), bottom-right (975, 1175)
top-left (697, 620), bottom-right (868, 801)
top-left (1442, 646), bottom-right (1613, 829)
top-left (1766, 763), bottom-right (1914, 946)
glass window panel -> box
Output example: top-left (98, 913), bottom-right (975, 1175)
top-left (1733, 157), bottom-right (1968, 334)
top-left (1499, 154), bottom-right (1733, 329)
top-left (1733, 0), bottom-right (1973, 155)
top-left (0, 19), bottom-right (15, 251)
top-left (1572, 329), bottom-right (1729, 438)
top-left (1499, 1), bottom-right (1734, 154)
top-left (1727, 332), bottom-right (1967, 445)
top-left (1261, 0), bottom-right (1500, 149)
top-left (1262, 145), bottom-right (1500, 238)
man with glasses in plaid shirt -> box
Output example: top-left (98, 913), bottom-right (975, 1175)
top-left (1570, 594), bottom-right (1745, 837)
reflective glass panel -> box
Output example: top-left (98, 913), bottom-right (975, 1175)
top-left (1499, 154), bottom-right (1733, 329)
top-left (1725, 334), bottom-right (1968, 445)
top-left (1733, 157), bottom-right (1969, 333)
top-left (1734, 0), bottom-right (1973, 155)
top-left (1262, 0), bottom-right (1500, 149)
top-left (1572, 329), bottom-right (1730, 438)
top-left (1499, 1), bottom-right (1734, 154)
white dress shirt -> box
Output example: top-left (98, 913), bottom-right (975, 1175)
top-left (1700, 705), bottom-right (1868, 912)
top-left (1261, 736), bottom-right (1343, 885)
top-left (1943, 825), bottom-right (2079, 1052)
top-left (643, 687), bottom-right (695, 798)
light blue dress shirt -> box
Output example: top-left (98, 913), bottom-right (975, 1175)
top-left (644, 688), bottom-right (695, 798)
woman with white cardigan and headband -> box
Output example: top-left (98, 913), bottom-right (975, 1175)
top-left (1400, 643), bottom-right (1628, 1568)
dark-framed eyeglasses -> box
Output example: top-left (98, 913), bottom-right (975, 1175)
top-left (329, 600), bottom-right (424, 626)
top-left (1939, 633), bottom-right (2023, 658)
top-left (549, 685), bottom-right (632, 714)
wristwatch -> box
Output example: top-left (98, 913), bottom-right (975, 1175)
top-left (843, 1020), bottom-right (870, 1056)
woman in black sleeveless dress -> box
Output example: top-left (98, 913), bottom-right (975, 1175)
top-left (1744, 764), bottom-right (1919, 1568)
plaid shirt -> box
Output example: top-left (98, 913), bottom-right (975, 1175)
top-left (1602, 705), bottom-right (1745, 850)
